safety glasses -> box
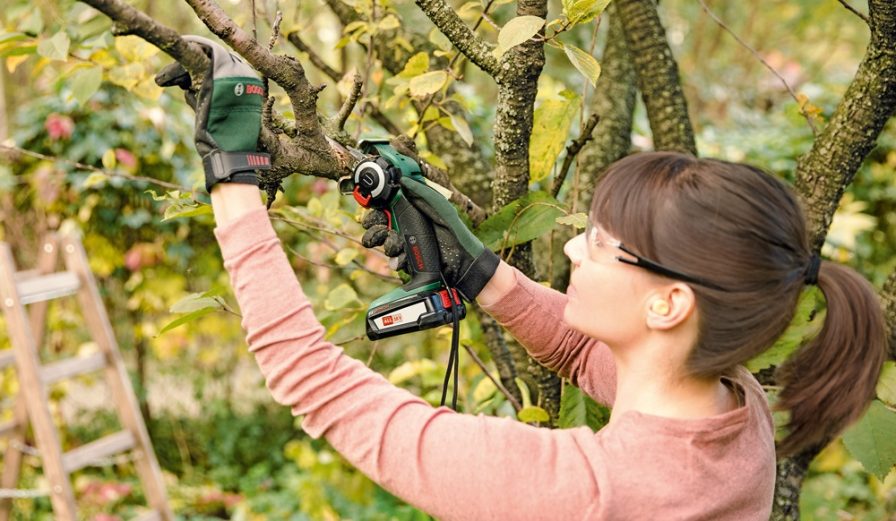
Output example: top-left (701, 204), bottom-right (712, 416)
top-left (586, 221), bottom-right (728, 291)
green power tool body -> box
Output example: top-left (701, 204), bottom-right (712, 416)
top-left (340, 139), bottom-right (466, 340)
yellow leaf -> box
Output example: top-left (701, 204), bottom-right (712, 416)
top-left (101, 149), bottom-right (116, 170)
top-left (133, 76), bottom-right (163, 100)
top-left (115, 35), bottom-right (159, 62)
top-left (5, 55), bottom-right (28, 73)
top-left (108, 63), bottom-right (144, 89)
top-left (409, 70), bottom-right (448, 98)
top-left (377, 14), bottom-right (401, 31)
top-left (563, 43), bottom-right (601, 86)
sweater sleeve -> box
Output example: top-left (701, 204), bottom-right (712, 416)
top-left (214, 208), bottom-right (601, 521)
top-left (478, 268), bottom-right (617, 406)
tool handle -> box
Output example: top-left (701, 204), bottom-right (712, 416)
top-left (390, 192), bottom-right (442, 288)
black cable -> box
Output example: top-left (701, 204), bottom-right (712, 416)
top-left (439, 277), bottom-right (461, 410)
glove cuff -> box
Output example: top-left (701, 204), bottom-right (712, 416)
top-left (202, 150), bottom-right (271, 192)
top-left (456, 248), bottom-right (500, 301)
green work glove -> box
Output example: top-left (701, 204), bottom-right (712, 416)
top-left (362, 177), bottom-right (499, 301)
top-left (154, 36), bottom-right (270, 192)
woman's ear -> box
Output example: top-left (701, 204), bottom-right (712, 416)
top-left (646, 283), bottom-right (696, 331)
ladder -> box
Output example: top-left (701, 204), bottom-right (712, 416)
top-left (0, 232), bottom-right (172, 521)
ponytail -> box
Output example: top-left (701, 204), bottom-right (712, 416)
top-left (775, 261), bottom-right (887, 456)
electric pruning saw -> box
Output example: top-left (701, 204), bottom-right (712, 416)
top-left (339, 139), bottom-right (467, 341)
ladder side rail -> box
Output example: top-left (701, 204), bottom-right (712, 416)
top-left (0, 242), bottom-right (78, 520)
top-left (61, 235), bottom-right (173, 521)
top-left (0, 234), bottom-right (61, 521)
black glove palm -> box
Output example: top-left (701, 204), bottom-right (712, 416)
top-left (362, 177), bottom-right (499, 301)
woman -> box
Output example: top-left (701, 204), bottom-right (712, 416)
top-left (208, 151), bottom-right (887, 520)
top-left (164, 40), bottom-right (887, 519)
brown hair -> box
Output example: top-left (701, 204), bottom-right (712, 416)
top-left (590, 151), bottom-right (886, 456)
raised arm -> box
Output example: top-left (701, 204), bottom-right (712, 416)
top-left (210, 194), bottom-right (603, 519)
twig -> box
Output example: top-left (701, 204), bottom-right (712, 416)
top-left (286, 32), bottom-right (403, 136)
top-left (0, 145), bottom-right (189, 191)
top-left (336, 74), bottom-right (364, 132)
top-left (411, 0), bottom-right (500, 138)
top-left (696, 0), bottom-right (818, 135)
top-left (462, 343), bottom-right (522, 412)
top-left (287, 32), bottom-right (342, 79)
top-left (250, 0), bottom-right (258, 40)
top-left (268, 10), bottom-right (284, 50)
top-left (552, 113), bottom-right (600, 198)
top-left (837, 0), bottom-right (870, 24)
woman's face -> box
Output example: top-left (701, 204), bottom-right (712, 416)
top-left (562, 222), bottom-right (654, 346)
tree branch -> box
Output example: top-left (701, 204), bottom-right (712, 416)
top-left (838, 0), bottom-right (871, 25)
top-left (462, 342), bottom-right (523, 412)
top-left (552, 114), bottom-right (600, 198)
top-left (81, 0), bottom-right (209, 76)
top-left (615, 0), bottom-right (697, 154)
top-left (414, 0), bottom-right (500, 77)
top-left (0, 145), bottom-right (189, 192)
top-left (335, 73), bottom-right (364, 132)
top-left (794, 0), bottom-right (896, 251)
top-left (286, 31), bottom-right (403, 136)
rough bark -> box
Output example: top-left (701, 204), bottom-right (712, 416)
top-left (794, 0), bottom-right (896, 252)
top-left (883, 269), bottom-right (896, 360)
top-left (550, 5), bottom-right (636, 291)
top-left (772, 2), bottom-right (896, 519)
top-left (477, 310), bottom-right (524, 406)
top-left (616, 0), bottom-right (697, 154)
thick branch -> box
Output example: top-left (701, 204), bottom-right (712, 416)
top-left (794, 0), bottom-right (896, 251)
top-left (81, 0), bottom-right (209, 76)
top-left (414, 0), bottom-right (500, 77)
top-left (616, 0), bottom-right (697, 154)
top-left (550, 4), bottom-right (635, 291)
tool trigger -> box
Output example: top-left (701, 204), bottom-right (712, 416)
top-left (353, 186), bottom-right (372, 207)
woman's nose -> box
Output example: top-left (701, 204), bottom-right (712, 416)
top-left (564, 233), bottom-right (585, 266)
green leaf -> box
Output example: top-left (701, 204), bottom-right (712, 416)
top-left (877, 361), bottom-right (896, 406)
top-left (515, 377), bottom-right (532, 408)
top-left (475, 191), bottom-right (566, 251)
top-left (842, 400), bottom-right (896, 480)
top-left (324, 283), bottom-right (362, 311)
top-left (558, 383), bottom-right (607, 430)
top-left (409, 71), bottom-right (448, 98)
top-left (162, 202), bottom-right (213, 221)
top-left (38, 31), bottom-right (70, 61)
top-left (746, 287), bottom-right (823, 372)
top-left (562, 43), bottom-right (601, 87)
top-left (517, 406), bottom-right (550, 423)
top-left (158, 307), bottom-right (215, 335)
top-left (529, 91), bottom-right (580, 183)
top-left (70, 65), bottom-right (103, 105)
top-left (19, 10), bottom-right (44, 36)
top-left (556, 212), bottom-right (588, 229)
top-left (170, 293), bottom-right (223, 313)
top-left (564, 0), bottom-right (612, 25)
top-left (493, 16), bottom-right (545, 59)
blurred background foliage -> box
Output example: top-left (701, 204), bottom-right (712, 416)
top-left (0, 0), bottom-right (893, 519)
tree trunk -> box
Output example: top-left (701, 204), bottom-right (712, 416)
top-left (615, 0), bottom-right (697, 154)
top-left (794, 0), bottom-right (896, 251)
top-left (882, 269), bottom-right (896, 360)
top-left (551, 4), bottom-right (637, 291)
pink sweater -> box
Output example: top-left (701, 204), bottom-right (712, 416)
top-left (215, 207), bottom-right (776, 520)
